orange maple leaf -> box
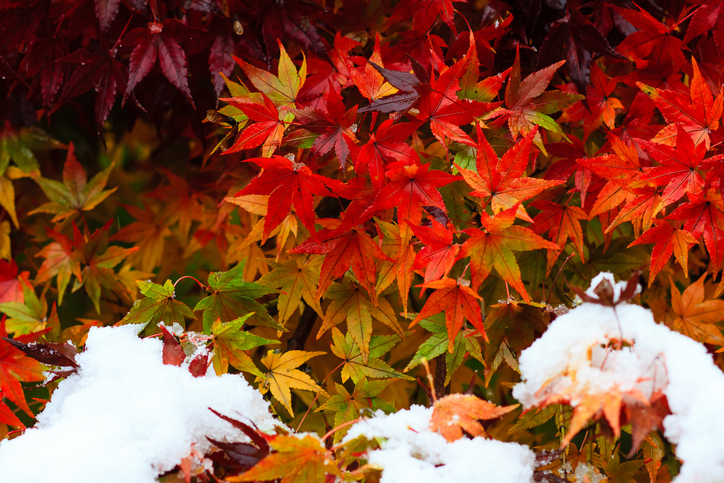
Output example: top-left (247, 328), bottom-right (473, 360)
top-left (430, 393), bottom-right (518, 442)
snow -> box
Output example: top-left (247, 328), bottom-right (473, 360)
top-left (0, 325), bottom-right (278, 483)
top-left (513, 272), bottom-right (724, 483)
top-left (344, 405), bottom-right (536, 483)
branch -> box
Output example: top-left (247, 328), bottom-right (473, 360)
top-left (285, 303), bottom-right (318, 352)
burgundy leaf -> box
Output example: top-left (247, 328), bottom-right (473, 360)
top-left (160, 325), bottom-right (185, 366)
top-left (95, 0), bottom-right (121, 31)
top-left (1, 338), bottom-right (78, 368)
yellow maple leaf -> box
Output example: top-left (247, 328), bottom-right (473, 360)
top-left (255, 350), bottom-right (327, 417)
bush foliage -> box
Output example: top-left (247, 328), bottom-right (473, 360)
top-left (2, 0), bottom-right (724, 481)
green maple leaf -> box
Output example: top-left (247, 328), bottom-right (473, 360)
top-left (0, 283), bottom-right (56, 335)
top-left (404, 312), bottom-right (484, 386)
top-left (330, 327), bottom-right (411, 384)
top-left (317, 378), bottom-right (396, 442)
top-left (256, 256), bottom-right (323, 328)
top-left (117, 279), bottom-right (195, 330)
top-left (194, 260), bottom-right (282, 333)
top-left (320, 279), bottom-right (403, 364)
top-left (211, 313), bottom-right (278, 375)
top-left (30, 143), bottom-right (116, 223)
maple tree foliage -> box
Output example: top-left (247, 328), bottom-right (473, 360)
top-left (2, 0), bottom-right (724, 481)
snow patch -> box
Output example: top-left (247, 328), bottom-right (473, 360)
top-left (513, 273), bottom-right (724, 483)
top-left (0, 325), bottom-right (278, 483)
top-left (344, 405), bottom-right (536, 483)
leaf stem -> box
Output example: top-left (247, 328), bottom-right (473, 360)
top-left (173, 275), bottom-right (206, 291)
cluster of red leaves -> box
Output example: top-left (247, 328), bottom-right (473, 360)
top-left (2, 0), bottom-right (724, 481)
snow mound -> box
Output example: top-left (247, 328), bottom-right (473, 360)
top-left (344, 405), bottom-right (536, 483)
top-left (513, 272), bottom-right (724, 483)
top-left (0, 325), bottom-right (278, 483)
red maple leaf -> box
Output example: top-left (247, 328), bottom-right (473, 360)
top-left (629, 220), bottom-right (697, 284)
top-left (291, 85), bottom-right (358, 168)
top-left (410, 277), bottom-right (487, 352)
top-left (364, 160), bottom-right (460, 227)
top-left (55, 46), bottom-right (128, 129)
top-left (356, 120), bottom-right (420, 190)
top-left (0, 318), bottom-right (45, 419)
top-left (635, 125), bottom-right (710, 209)
top-left (121, 19), bottom-right (196, 108)
top-left (223, 94), bottom-right (288, 157)
top-left (290, 225), bottom-right (389, 301)
top-left (410, 219), bottom-right (460, 284)
top-left (637, 57), bottom-right (723, 148)
top-left (530, 200), bottom-right (588, 274)
top-left (459, 205), bottom-right (558, 301)
top-left (666, 189), bottom-right (724, 273)
top-left (0, 260), bottom-right (28, 305)
top-left (457, 126), bottom-right (562, 222)
top-left (235, 155), bottom-right (335, 243)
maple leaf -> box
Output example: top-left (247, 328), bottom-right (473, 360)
top-left (116, 280), bottom-right (195, 330)
top-left (0, 282), bottom-right (57, 335)
top-left (207, 409), bottom-right (271, 475)
top-left (375, 219), bottom-right (415, 315)
top-left (254, 350), bottom-right (327, 417)
top-left (668, 275), bottom-right (724, 346)
top-left (0, 260), bottom-right (27, 304)
top-left (209, 26), bottom-right (237, 98)
top-left (356, 120), bottom-right (420, 190)
top-left (147, 168), bottom-right (209, 241)
top-left (459, 205), bottom-right (559, 301)
top-left (530, 200), bottom-right (588, 274)
top-left (235, 155), bottom-right (334, 243)
top-left (635, 127), bottom-right (711, 211)
top-left (194, 260), bottom-right (281, 334)
top-left (666, 188), bottom-right (724, 273)
top-left (19, 37), bottom-right (67, 110)
top-left (228, 434), bottom-right (340, 483)
top-left (430, 393), bottom-right (518, 442)
top-left (410, 219), bottom-right (460, 284)
top-left (234, 39), bottom-right (306, 108)
top-left (404, 312), bottom-right (484, 386)
top-left (537, 9), bottom-right (624, 95)
top-left (457, 126), bottom-right (562, 222)
top-left (290, 225), bottom-right (389, 302)
top-left (360, 160), bottom-right (460, 228)
top-left (290, 85), bottom-right (358, 167)
top-left (361, 36), bottom-right (497, 147)
top-left (391, 0), bottom-right (464, 33)
top-left (482, 300), bottom-right (549, 384)
top-left (351, 34), bottom-right (398, 103)
top-left (0, 319), bottom-right (45, 418)
top-left (55, 46), bottom-right (128, 129)
top-left (638, 57), bottom-right (722, 149)
top-left (558, 63), bottom-right (624, 141)
top-left (30, 143), bottom-right (116, 222)
top-left (317, 279), bottom-right (402, 363)
top-left (614, 5), bottom-right (689, 73)
top-left (629, 221), bottom-right (697, 285)
top-left (111, 201), bottom-right (173, 272)
top-left (121, 19), bottom-right (196, 107)
top-left (223, 94), bottom-right (290, 157)
top-left (317, 378), bottom-right (396, 442)
top-left (410, 277), bottom-right (486, 352)
top-left (256, 256), bottom-right (323, 328)
top-left (330, 328), bottom-right (410, 383)
top-left (211, 314), bottom-right (279, 376)
top-left (495, 48), bottom-right (583, 147)
top-left (37, 222), bottom-right (137, 313)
